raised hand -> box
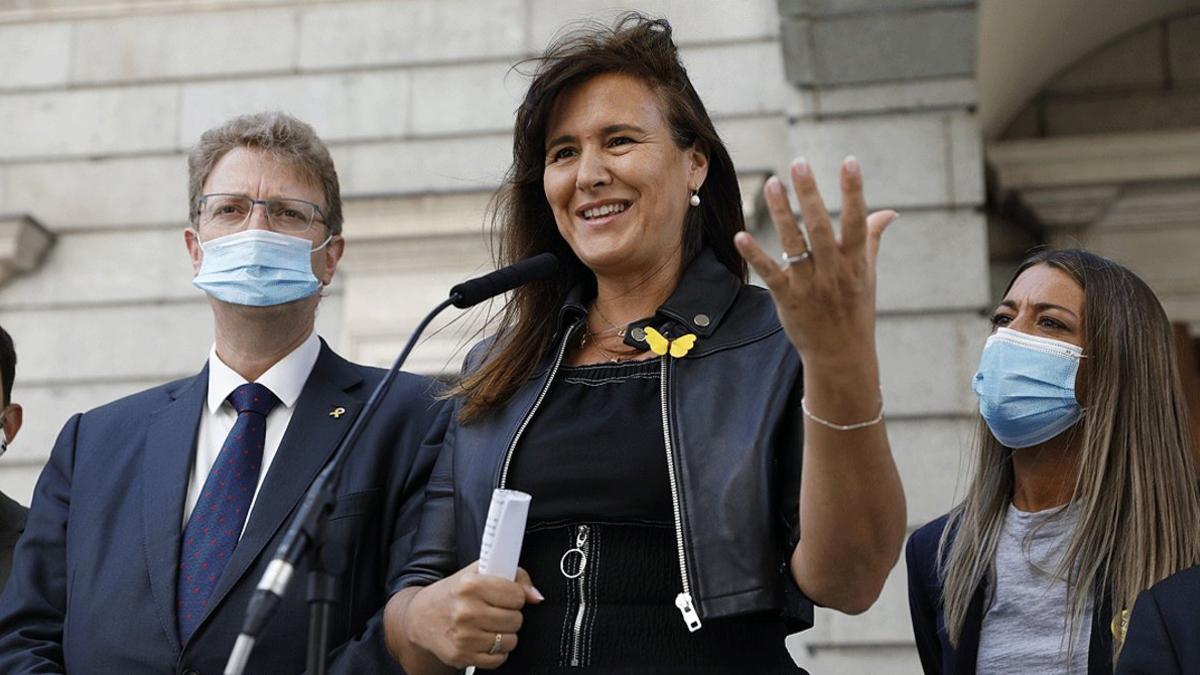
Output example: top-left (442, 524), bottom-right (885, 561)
top-left (734, 157), bottom-right (905, 615)
top-left (734, 156), bottom-right (896, 369)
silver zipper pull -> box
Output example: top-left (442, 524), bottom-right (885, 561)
top-left (561, 525), bottom-right (590, 580)
top-left (674, 592), bottom-right (702, 632)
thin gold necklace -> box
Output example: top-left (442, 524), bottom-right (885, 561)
top-left (591, 303), bottom-right (627, 338)
top-left (579, 325), bottom-right (639, 363)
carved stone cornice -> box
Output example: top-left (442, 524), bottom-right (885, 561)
top-left (987, 129), bottom-right (1200, 193)
top-left (1016, 185), bottom-right (1121, 228)
top-left (0, 214), bottom-right (54, 287)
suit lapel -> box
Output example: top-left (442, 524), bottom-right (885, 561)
top-left (142, 369), bottom-right (207, 653)
top-left (200, 345), bottom-right (364, 626)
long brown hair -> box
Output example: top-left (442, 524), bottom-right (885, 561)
top-left (938, 249), bottom-right (1200, 664)
top-left (452, 13), bottom-right (747, 422)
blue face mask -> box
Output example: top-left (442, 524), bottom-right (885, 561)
top-left (192, 229), bottom-right (330, 307)
top-left (972, 327), bottom-right (1085, 449)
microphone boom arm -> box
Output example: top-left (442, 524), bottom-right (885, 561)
top-left (225, 252), bottom-right (557, 675)
top-left (225, 296), bottom-right (455, 675)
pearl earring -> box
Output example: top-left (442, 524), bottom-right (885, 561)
top-left (689, 191), bottom-right (701, 207)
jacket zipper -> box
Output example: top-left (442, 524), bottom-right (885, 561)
top-left (498, 322), bottom-right (579, 488)
top-left (660, 357), bottom-right (702, 632)
top-left (496, 324), bottom-right (701, 632)
top-left (568, 524), bottom-right (590, 666)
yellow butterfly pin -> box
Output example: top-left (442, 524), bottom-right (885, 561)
top-left (643, 327), bottom-right (697, 358)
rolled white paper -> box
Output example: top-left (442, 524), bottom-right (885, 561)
top-left (477, 489), bottom-right (531, 581)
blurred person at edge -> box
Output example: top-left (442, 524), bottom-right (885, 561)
top-left (1118, 375), bottom-right (1200, 666)
top-left (907, 249), bottom-right (1200, 674)
top-left (0, 112), bottom-right (445, 674)
top-left (0, 325), bottom-right (27, 591)
top-left (383, 14), bottom-right (906, 674)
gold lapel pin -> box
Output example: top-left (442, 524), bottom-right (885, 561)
top-left (1111, 608), bottom-right (1130, 642)
top-left (329, 407), bottom-right (346, 419)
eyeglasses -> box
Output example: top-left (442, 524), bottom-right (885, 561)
top-left (194, 193), bottom-right (327, 235)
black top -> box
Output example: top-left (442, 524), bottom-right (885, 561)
top-left (508, 359), bottom-right (672, 526)
top-left (504, 360), bottom-right (803, 672)
top-left (394, 248), bottom-right (813, 633)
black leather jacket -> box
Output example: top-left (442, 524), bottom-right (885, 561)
top-left (396, 249), bottom-right (813, 632)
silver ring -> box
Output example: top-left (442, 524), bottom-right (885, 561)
top-left (782, 250), bottom-right (811, 266)
top-left (488, 632), bottom-right (503, 655)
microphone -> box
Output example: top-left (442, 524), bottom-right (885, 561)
top-left (226, 252), bottom-right (560, 675)
top-left (450, 252), bottom-right (559, 308)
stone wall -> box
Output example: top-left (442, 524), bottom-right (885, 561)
top-left (0, 0), bottom-right (794, 499)
top-left (0, 0), bottom-right (1004, 671)
top-left (777, 1), bottom-right (986, 672)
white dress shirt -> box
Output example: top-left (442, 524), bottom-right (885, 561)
top-left (182, 331), bottom-right (321, 531)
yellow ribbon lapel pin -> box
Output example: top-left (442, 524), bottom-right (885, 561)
top-left (329, 406), bottom-right (346, 419)
top-left (644, 327), bottom-right (697, 358)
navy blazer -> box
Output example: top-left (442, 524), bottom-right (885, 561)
top-left (906, 514), bottom-right (1114, 675)
top-left (0, 342), bottom-right (445, 674)
top-left (0, 491), bottom-right (26, 591)
top-left (1115, 564), bottom-right (1200, 674)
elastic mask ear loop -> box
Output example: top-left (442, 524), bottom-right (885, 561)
top-left (0, 409), bottom-right (8, 456)
top-left (1076, 351), bottom-right (1088, 416)
top-left (194, 226), bottom-right (212, 254)
top-left (314, 234), bottom-right (335, 295)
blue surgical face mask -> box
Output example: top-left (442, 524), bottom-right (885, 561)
top-left (192, 229), bottom-right (330, 307)
top-left (972, 327), bottom-right (1086, 449)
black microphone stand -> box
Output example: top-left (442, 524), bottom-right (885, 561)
top-left (225, 296), bottom-right (455, 675)
top-left (224, 252), bottom-right (557, 675)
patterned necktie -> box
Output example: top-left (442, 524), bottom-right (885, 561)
top-left (177, 382), bottom-right (279, 643)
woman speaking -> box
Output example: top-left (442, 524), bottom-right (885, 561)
top-left (385, 14), bottom-right (906, 672)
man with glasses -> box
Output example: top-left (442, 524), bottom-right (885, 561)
top-left (0, 325), bottom-right (27, 593)
top-left (0, 113), bottom-right (445, 674)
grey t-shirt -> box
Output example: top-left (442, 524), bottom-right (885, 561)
top-left (976, 503), bottom-right (1092, 674)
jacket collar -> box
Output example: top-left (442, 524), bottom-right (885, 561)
top-left (557, 248), bottom-right (743, 349)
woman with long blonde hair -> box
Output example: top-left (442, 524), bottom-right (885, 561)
top-left (907, 248), bottom-right (1200, 674)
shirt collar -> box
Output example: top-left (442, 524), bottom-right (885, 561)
top-left (206, 331), bottom-right (321, 413)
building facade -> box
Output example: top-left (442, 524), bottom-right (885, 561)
top-left (1, 0), bottom-right (1197, 671)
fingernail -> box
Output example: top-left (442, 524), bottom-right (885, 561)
top-left (792, 158), bottom-right (810, 177)
top-left (844, 155), bottom-right (860, 175)
top-left (531, 586), bottom-right (545, 602)
top-left (765, 176), bottom-right (784, 195)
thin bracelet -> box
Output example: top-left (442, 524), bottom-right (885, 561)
top-left (801, 396), bottom-right (885, 431)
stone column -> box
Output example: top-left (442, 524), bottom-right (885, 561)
top-left (775, 1), bottom-right (987, 672)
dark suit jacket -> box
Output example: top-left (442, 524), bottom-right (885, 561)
top-left (906, 513), bottom-right (1114, 675)
top-left (0, 342), bottom-right (446, 674)
top-left (1115, 564), bottom-right (1200, 674)
top-left (0, 491), bottom-right (26, 592)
